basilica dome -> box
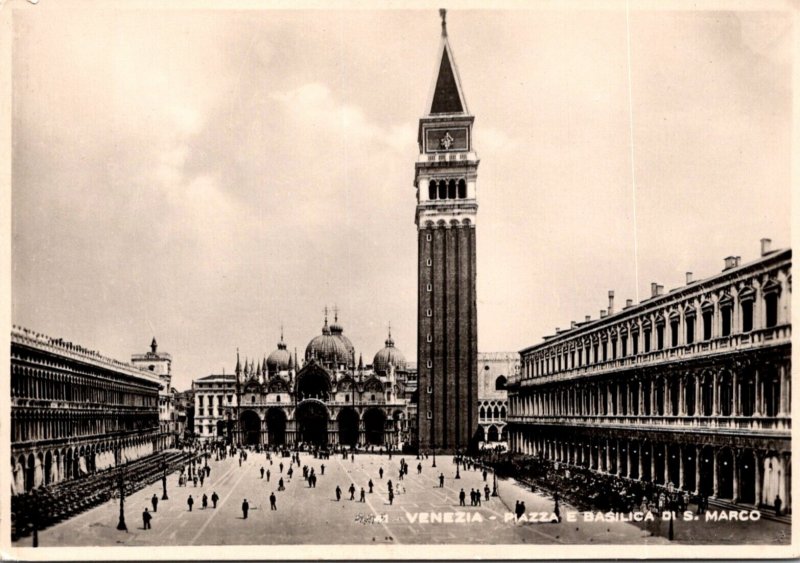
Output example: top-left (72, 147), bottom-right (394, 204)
top-left (305, 318), bottom-right (353, 369)
top-left (329, 315), bottom-right (355, 359)
top-left (373, 329), bottom-right (406, 375)
top-left (266, 334), bottom-right (291, 374)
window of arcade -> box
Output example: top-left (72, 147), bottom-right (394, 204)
top-left (427, 178), bottom-right (467, 200)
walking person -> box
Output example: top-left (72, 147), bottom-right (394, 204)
top-left (417, 463), bottom-right (422, 475)
top-left (199, 473), bottom-right (204, 487)
top-left (360, 488), bottom-right (366, 503)
top-left (151, 493), bottom-right (159, 513)
top-left (142, 507), bottom-right (152, 530)
top-left (242, 498), bottom-right (249, 519)
top-left (483, 469), bottom-right (488, 482)
top-left (349, 483), bottom-right (356, 501)
top-left (388, 489), bottom-right (394, 505)
top-left (211, 491), bottom-right (219, 508)
top-left (270, 492), bottom-right (277, 510)
top-left (379, 467), bottom-right (384, 479)
top-left (193, 475), bottom-right (198, 487)
top-left (484, 485), bottom-right (490, 502)
top-left (187, 495), bottom-right (194, 512)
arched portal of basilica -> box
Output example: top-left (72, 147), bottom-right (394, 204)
top-left (295, 401), bottom-right (329, 446)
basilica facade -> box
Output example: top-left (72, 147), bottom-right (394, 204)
top-left (193, 312), bottom-right (415, 449)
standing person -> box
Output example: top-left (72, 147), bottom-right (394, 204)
top-left (379, 467), bottom-right (384, 479)
top-left (775, 495), bottom-right (783, 517)
top-left (335, 486), bottom-right (342, 501)
top-left (270, 492), bottom-right (277, 511)
top-left (349, 483), bottom-right (356, 501)
top-left (388, 489), bottom-right (394, 505)
top-left (278, 478), bottom-right (285, 491)
top-left (483, 469), bottom-right (488, 482)
top-left (459, 489), bottom-right (466, 506)
top-left (288, 467), bottom-right (293, 479)
top-left (151, 493), bottom-right (159, 513)
top-left (193, 475), bottom-right (198, 487)
top-left (199, 472), bottom-right (204, 487)
top-left (266, 469), bottom-right (271, 482)
top-left (439, 473), bottom-right (445, 488)
top-left (399, 469), bottom-right (404, 481)
top-left (514, 500), bottom-right (522, 521)
top-left (279, 462), bottom-right (284, 473)
top-left (142, 507), bottom-right (152, 530)
top-left (242, 499), bottom-right (249, 519)
top-left (484, 485), bottom-right (490, 502)
top-left (202, 493), bottom-right (208, 509)
top-left (360, 488), bottom-right (366, 503)
top-left (211, 491), bottom-right (219, 508)
top-left (417, 463), bottom-right (422, 475)
top-left (321, 464), bottom-right (325, 475)
top-left (368, 479), bottom-right (374, 493)
top-left (260, 466), bottom-right (265, 479)
top-left (187, 495), bottom-right (194, 512)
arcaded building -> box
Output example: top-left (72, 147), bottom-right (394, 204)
top-left (10, 326), bottom-right (162, 494)
top-left (415, 12), bottom-right (479, 453)
top-left (476, 352), bottom-right (518, 446)
top-left (131, 337), bottom-right (176, 450)
top-left (193, 313), bottom-right (414, 449)
top-left (507, 241), bottom-right (791, 513)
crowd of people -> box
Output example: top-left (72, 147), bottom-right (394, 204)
top-left (491, 453), bottom-right (705, 518)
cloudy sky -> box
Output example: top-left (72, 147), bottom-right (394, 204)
top-left (11, 4), bottom-right (792, 391)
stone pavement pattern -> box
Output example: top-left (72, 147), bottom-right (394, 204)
top-left (16, 451), bottom-right (787, 546)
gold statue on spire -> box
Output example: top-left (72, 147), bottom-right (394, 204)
top-left (440, 8), bottom-right (447, 36)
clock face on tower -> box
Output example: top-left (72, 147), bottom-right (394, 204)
top-left (425, 127), bottom-right (469, 153)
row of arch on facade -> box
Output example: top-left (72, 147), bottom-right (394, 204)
top-left (420, 218), bottom-right (474, 230)
top-left (428, 178), bottom-right (467, 200)
top-left (523, 275), bottom-right (789, 379)
top-left (511, 364), bottom-right (789, 421)
top-left (475, 424), bottom-right (505, 443)
top-left (228, 403), bottom-right (407, 448)
top-left (509, 429), bottom-right (790, 510)
top-left (479, 404), bottom-right (507, 421)
top-left (11, 435), bottom-right (156, 495)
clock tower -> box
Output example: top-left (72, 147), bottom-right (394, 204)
top-left (415, 10), bottom-right (479, 453)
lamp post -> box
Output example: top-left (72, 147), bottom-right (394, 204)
top-left (432, 446), bottom-right (436, 468)
top-left (116, 460), bottom-right (127, 532)
top-left (161, 461), bottom-right (169, 501)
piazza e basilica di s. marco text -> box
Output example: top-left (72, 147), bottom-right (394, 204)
top-left (6, 7), bottom-right (793, 558)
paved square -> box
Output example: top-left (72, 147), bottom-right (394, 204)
top-left (16, 451), bottom-right (787, 546)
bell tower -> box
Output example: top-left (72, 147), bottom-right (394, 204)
top-left (415, 9), bottom-right (479, 453)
